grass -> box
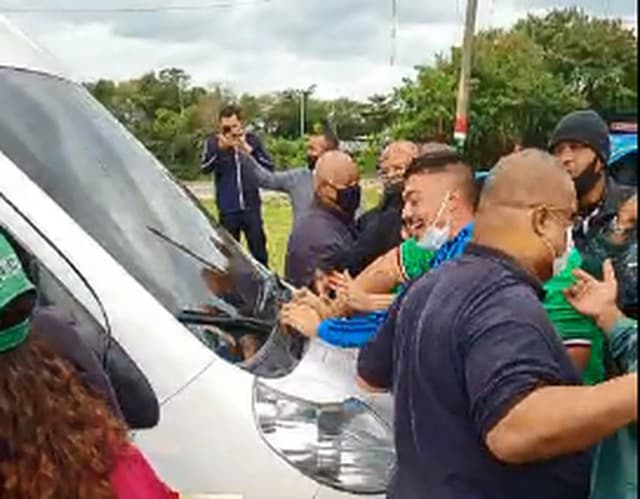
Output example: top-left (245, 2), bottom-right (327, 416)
top-left (201, 186), bottom-right (381, 276)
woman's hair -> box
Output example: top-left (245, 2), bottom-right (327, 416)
top-left (0, 334), bottom-right (127, 498)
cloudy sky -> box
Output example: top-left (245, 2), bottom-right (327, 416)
top-left (1, 0), bottom-right (636, 100)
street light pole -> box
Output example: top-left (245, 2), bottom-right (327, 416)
top-left (299, 84), bottom-right (317, 138)
top-left (453, 0), bottom-right (479, 152)
top-left (299, 92), bottom-right (305, 137)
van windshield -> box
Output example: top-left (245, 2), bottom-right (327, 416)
top-left (0, 68), bottom-right (294, 369)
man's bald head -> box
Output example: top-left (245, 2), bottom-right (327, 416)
top-left (378, 140), bottom-right (418, 190)
top-left (315, 151), bottom-right (359, 187)
top-left (478, 148), bottom-right (576, 214)
top-left (314, 151), bottom-right (361, 215)
top-left (474, 148), bottom-right (578, 282)
top-left (380, 140), bottom-right (418, 162)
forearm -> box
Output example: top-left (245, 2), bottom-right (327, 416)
top-left (352, 293), bottom-right (395, 313)
top-left (354, 249), bottom-right (402, 294)
top-left (591, 303), bottom-right (637, 373)
top-left (251, 139), bottom-right (275, 172)
top-left (487, 373), bottom-right (638, 463)
top-left (200, 140), bottom-right (218, 174)
top-left (200, 155), bottom-right (217, 174)
top-left (245, 155), bottom-right (288, 191)
top-left (607, 316), bottom-right (638, 373)
top-left (357, 376), bottom-right (389, 393)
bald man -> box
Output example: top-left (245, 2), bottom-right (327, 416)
top-left (284, 151), bottom-right (361, 289)
top-left (330, 141), bottom-right (418, 277)
top-left (358, 149), bottom-right (637, 499)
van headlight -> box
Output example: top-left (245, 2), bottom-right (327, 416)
top-left (252, 381), bottom-right (395, 494)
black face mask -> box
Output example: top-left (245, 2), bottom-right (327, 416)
top-left (380, 181), bottom-right (403, 209)
top-left (383, 181), bottom-right (403, 199)
top-left (307, 155), bottom-right (318, 171)
top-left (573, 158), bottom-right (602, 199)
top-left (336, 185), bottom-right (361, 215)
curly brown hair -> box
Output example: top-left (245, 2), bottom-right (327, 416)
top-left (0, 334), bottom-right (128, 498)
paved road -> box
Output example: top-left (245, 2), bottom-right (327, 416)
top-left (184, 178), bottom-right (381, 201)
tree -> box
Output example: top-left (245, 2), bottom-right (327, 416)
top-left (85, 8), bottom-right (637, 178)
top-left (515, 9), bottom-right (637, 112)
top-left (390, 8), bottom-right (633, 168)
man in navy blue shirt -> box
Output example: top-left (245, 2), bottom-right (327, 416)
top-left (285, 151), bottom-right (360, 289)
top-left (357, 149), bottom-right (638, 499)
top-left (200, 105), bottom-right (274, 266)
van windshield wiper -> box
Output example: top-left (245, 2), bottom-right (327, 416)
top-left (146, 225), bottom-right (223, 272)
top-left (176, 308), bottom-right (274, 333)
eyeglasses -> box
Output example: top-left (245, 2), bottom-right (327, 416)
top-left (498, 202), bottom-right (578, 228)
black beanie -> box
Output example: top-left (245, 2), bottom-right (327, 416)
top-left (548, 110), bottom-right (610, 164)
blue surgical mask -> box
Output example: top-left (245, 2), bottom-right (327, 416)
top-left (418, 223), bottom-right (451, 251)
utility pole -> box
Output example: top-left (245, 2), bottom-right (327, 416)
top-left (299, 92), bottom-right (305, 137)
top-left (390, 0), bottom-right (397, 66)
top-left (453, 0), bottom-right (479, 152)
top-left (299, 84), bottom-right (317, 137)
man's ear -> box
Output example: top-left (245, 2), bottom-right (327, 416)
top-left (531, 207), bottom-right (550, 237)
top-left (318, 182), bottom-right (335, 202)
top-left (448, 190), bottom-right (462, 214)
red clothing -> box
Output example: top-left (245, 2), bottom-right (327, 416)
top-left (111, 444), bottom-right (178, 499)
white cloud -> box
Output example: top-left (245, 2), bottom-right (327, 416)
top-left (2, 0), bottom-right (636, 100)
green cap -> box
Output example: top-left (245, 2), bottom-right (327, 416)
top-left (0, 233), bottom-right (36, 352)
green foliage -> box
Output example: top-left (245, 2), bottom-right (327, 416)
top-left (86, 74), bottom-right (388, 178)
top-left (356, 134), bottom-right (386, 175)
top-left (85, 8), bottom-right (636, 178)
top-left (514, 8), bottom-right (638, 112)
top-left (390, 8), bottom-right (636, 168)
top-left (263, 136), bottom-right (308, 170)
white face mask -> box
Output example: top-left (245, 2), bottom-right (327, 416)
top-left (417, 193), bottom-right (451, 251)
top-left (552, 227), bottom-right (574, 276)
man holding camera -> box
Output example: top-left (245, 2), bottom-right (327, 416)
top-left (201, 105), bottom-right (274, 266)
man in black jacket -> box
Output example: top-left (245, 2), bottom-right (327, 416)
top-left (549, 109), bottom-right (637, 317)
top-left (285, 151), bottom-right (360, 289)
top-left (200, 105), bottom-right (274, 266)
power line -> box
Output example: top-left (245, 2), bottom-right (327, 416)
top-left (0, 1), bottom-right (270, 14)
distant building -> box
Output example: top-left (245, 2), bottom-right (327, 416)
top-left (340, 137), bottom-right (369, 154)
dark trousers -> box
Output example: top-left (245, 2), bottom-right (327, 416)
top-left (220, 209), bottom-right (269, 266)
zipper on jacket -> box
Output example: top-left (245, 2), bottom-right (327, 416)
top-left (235, 150), bottom-right (245, 210)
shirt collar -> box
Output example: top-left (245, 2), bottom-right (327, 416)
top-left (463, 242), bottom-right (546, 300)
top-left (440, 223), bottom-right (473, 255)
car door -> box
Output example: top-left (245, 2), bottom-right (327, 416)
top-left (0, 193), bottom-right (159, 429)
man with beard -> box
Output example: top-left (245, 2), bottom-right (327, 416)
top-left (327, 140), bottom-right (418, 277)
top-left (238, 122), bottom-right (339, 225)
top-left (549, 110), bottom-right (637, 320)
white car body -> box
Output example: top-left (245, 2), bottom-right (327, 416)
top-left (0, 16), bottom-right (393, 499)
